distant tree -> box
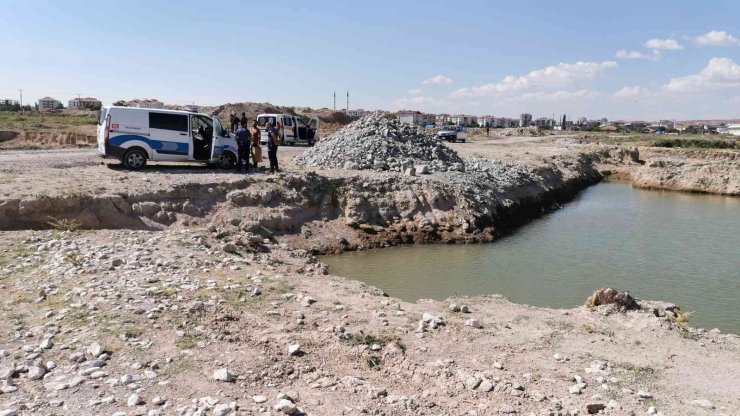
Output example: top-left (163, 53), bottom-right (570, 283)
top-left (113, 100), bottom-right (127, 107)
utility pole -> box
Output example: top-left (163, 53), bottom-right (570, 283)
top-left (346, 91), bottom-right (349, 112)
top-left (18, 89), bottom-right (22, 107)
top-left (333, 91), bottom-right (336, 111)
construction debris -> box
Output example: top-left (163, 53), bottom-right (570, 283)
top-left (295, 114), bottom-right (464, 173)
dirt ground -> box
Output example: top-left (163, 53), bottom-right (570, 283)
top-left (0, 138), bottom-right (738, 416)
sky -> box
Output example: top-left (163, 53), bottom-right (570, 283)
top-left (1, 0), bottom-right (739, 120)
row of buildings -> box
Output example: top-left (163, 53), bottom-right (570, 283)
top-left (2, 97), bottom-right (166, 111)
top-left (394, 110), bottom-right (538, 128)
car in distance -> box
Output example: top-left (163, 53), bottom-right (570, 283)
top-left (437, 125), bottom-right (468, 143)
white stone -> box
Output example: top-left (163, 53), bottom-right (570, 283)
top-left (554, 353), bottom-right (568, 362)
top-left (288, 344), bottom-right (302, 356)
top-left (690, 399), bottom-right (714, 409)
top-left (637, 390), bottom-right (652, 399)
top-left (213, 368), bottom-right (235, 382)
top-left (27, 365), bottom-right (46, 381)
top-left (87, 342), bottom-right (103, 357)
top-left (274, 398), bottom-right (298, 415)
top-left (465, 318), bottom-right (483, 329)
top-left (127, 393), bottom-right (142, 407)
top-left (213, 404), bottom-right (232, 416)
top-left (647, 406), bottom-right (657, 414)
top-left (252, 395), bottom-right (267, 403)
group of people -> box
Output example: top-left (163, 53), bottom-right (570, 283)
top-left (229, 113), bottom-right (280, 173)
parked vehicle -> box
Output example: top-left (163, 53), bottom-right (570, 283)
top-left (256, 113), bottom-right (318, 146)
top-left (97, 106), bottom-right (238, 170)
top-left (437, 125), bottom-right (468, 143)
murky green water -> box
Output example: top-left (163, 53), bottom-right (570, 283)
top-left (323, 183), bottom-right (740, 334)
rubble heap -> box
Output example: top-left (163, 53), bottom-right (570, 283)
top-left (295, 114), bottom-right (464, 172)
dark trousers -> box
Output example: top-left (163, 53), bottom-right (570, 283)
top-left (236, 145), bottom-right (250, 171)
top-left (268, 147), bottom-right (278, 172)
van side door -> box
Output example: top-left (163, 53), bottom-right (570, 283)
top-left (282, 115), bottom-right (295, 144)
top-left (148, 112), bottom-right (189, 161)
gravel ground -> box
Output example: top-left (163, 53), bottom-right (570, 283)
top-left (0, 228), bottom-right (738, 416)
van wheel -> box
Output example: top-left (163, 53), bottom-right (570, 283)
top-left (218, 152), bottom-right (236, 169)
top-left (308, 139), bottom-right (315, 147)
top-left (122, 148), bottom-right (147, 170)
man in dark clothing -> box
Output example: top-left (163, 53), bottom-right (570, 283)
top-left (266, 122), bottom-right (279, 173)
top-left (240, 113), bottom-right (248, 131)
top-left (234, 122), bottom-right (251, 172)
top-left (229, 113), bottom-right (238, 133)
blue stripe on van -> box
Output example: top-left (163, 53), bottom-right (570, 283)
top-left (109, 134), bottom-right (189, 155)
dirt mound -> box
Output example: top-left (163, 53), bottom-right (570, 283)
top-left (295, 114), bottom-right (464, 172)
top-left (201, 102), bottom-right (355, 137)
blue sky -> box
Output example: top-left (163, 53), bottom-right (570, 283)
top-left (1, 0), bottom-right (739, 120)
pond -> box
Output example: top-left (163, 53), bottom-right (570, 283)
top-left (323, 183), bottom-right (740, 334)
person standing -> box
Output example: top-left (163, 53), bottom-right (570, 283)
top-left (250, 121), bottom-right (262, 169)
top-left (240, 112), bottom-right (248, 131)
top-left (267, 122), bottom-right (280, 173)
top-left (486, 126), bottom-right (490, 136)
top-left (234, 122), bottom-right (251, 172)
top-left (229, 113), bottom-right (238, 133)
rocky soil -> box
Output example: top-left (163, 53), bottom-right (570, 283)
top-left (1, 228), bottom-right (739, 416)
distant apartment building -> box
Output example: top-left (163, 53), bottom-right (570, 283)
top-left (38, 96), bottom-right (62, 111)
top-left (476, 116), bottom-right (495, 127)
top-left (0, 99), bottom-right (19, 106)
top-left (127, 99), bottom-right (164, 109)
top-left (533, 117), bottom-right (555, 128)
top-left (519, 113), bottom-right (532, 127)
top-left (397, 111), bottom-right (435, 126)
top-left (68, 97), bottom-right (102, 110)
top-left (493, 117), bottom-right (518, 128)
top-left (346, 109), bottom-right (369, 118)
top-left (625, 121), bottom-right (648, 131)
top-left (435, 114), bottom-right (450, 125)
top-left (726, 124), bottom-right (740, 136)
top-left (450, 114), bottom-right (474, 126)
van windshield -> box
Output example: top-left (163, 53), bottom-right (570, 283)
top-left (257, 116), bottom-right (276, 128)
top-left (98, 108), bottom-right (107, 126)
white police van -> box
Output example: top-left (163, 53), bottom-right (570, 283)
top-left (256, 113), bottom-right (319, 146)
top-left (97, 106), bottom-right (239, 170)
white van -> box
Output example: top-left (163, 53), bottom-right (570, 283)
top-left (256, 113), bottom-right (318, 146)
top-left (97, 106), bottom-right (238, 170)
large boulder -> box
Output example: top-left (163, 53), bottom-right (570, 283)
top-left (585, 287), bottom-right (639, 310)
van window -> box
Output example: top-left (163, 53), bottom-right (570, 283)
top-left (257, 116), bottom-right (276, 127)
top-left (149, 112), bottom-right (188, 132)
top-left (295, 118), bottom-right (306, 128)
top-left (98, 108), bottom-right (107, 126)
top-left (283, 117), bottom-right (292, 127)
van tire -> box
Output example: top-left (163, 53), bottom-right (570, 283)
top-left (218, 152), bottom-right (236, 169)
top-left (122, 148), bottom-right (147, 170)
